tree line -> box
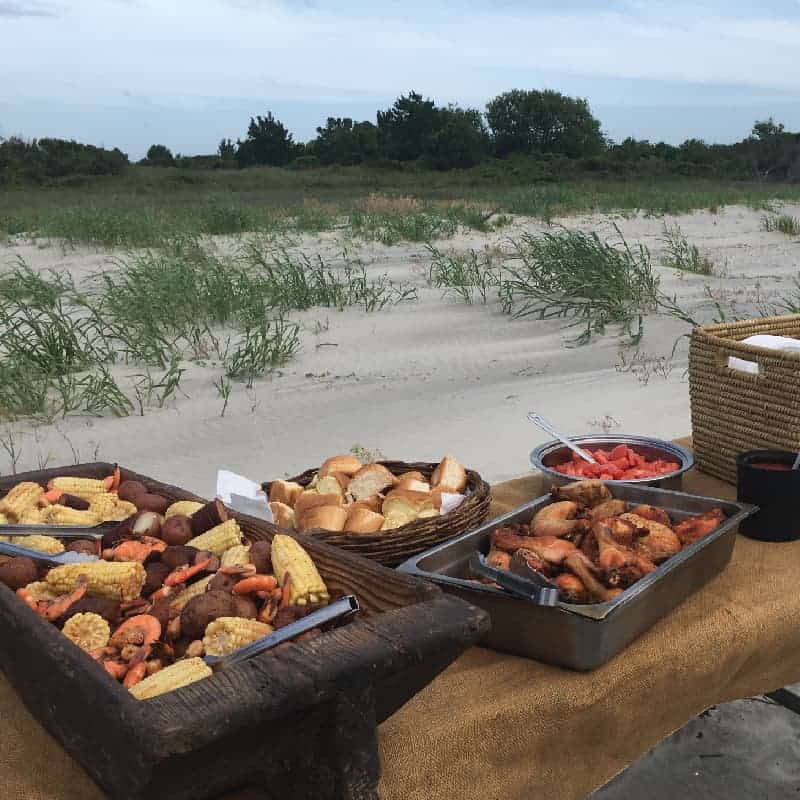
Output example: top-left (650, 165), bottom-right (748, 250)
top-left (3, 90), bottom-right (800, 184)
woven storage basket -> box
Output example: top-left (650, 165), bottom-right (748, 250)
top-left (689, 314), bottom-right (800, 484)
top-left (262, 460), bottom-right (491, 567)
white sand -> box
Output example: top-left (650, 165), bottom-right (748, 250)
top-left (1, 204), bottom-right (798, 496)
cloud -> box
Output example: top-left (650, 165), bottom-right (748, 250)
top-left (0, 0), bottom-right (56, 16)
top-left (2, 0), bottom-right (800, 154)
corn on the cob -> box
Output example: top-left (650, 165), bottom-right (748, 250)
top-left (0, 482), bottom-right (45, 520)
top-left (10, 535), bottom-right (64, 555)
top-left (46, 561), bottom-right (145, 602)
top-left (17, 508), bottom-right (46, 525)
top-left (42, 505), bottom-right (101, 527)
top-left (22, 581), bottom-right (57, 602)
top-left (202, 617), bottom-right (272, 657)
top-left (129, 657), bottom-right (212, 700)
top-left (270, 534), bottom-right (329, 607)
top-left (62, 612), bottom-right (110, 652)
top-left (48, 476), bottom-right (110, 501)
top-left (88, 493), bottom-right (137, 522)
top-left (186, 519), bottom-right (242, 556)
top-left (0, 512), bottom-right (7, 524)
top-left (165, 501), bottom-right (204, 519)
top-left (220, 544), bottom-right (251, 568)
top-left (169, 574), bottom-right (213, 610)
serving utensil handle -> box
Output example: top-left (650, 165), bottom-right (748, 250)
top-left (205, 595), bottom-right (360, 669)
top-left (469, 553), bottom-right (560, 606)
top-left (526, 412), bottom-right (597, 465)
top-left (0, 541), bottom-right (64, 566)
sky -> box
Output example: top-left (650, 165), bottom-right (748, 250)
top-left (2, 0), bottom-right (800, 159)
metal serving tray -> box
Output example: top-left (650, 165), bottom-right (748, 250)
top-left (398, 484), bottom-right (756, 670)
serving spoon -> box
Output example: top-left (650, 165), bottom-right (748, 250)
top-left (526, 412), bottom-right (597, 465)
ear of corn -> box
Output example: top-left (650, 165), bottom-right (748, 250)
top-left (48, 477), bottom-right (109, 501)
top-left (22, 581), bottom-right (57, 601)
top-left (10, 534), bottom-right (64, 555)
top-left (62, 612), bottom-right (110, 652)
top-left (43, 505), bottom-right (102, 527)
top-left (270, 534), bottom-right (329, 607)
top-left (186, 519), bottom-right (242, 556)
top-left (165, 501), bottom-right (204, 519)
top-left (202, 617), bottom-right (272, 657)
top-left (0, 482), bottom-right (45, 521)
top-left (46, 561), bottom-right (146, 602)
top-left (129, 657), bottom-right (212, 700)
top-left (88, 494), bottom-right (138, 522)
top-left (220, 544), bottom-right (251, 568)
top-left (17, 508), bottom-right (46, 524)
top-left (169, 574), bottom-right (213, 610)
top-left (0, 512), bottom-right (7, 524)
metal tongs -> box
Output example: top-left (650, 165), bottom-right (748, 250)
top-left (204, 594), bottom-right (360, 670)
top-left (470, 551), bottom-right (560, 606)
top-left (0, 540), bottom-right (99, 565)
top-left (0, 521), bottom-right (117, 541)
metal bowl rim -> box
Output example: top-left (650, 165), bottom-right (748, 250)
top-left (529, 434), bottom-right (695, 484)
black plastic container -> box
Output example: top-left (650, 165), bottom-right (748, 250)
top-left (737, 450), bottom-right (800, 542)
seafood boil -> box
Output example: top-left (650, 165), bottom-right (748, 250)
top-left (0, 470), bottom-right (348, 699)
top-left (477, 480), bottom-right (726, 604)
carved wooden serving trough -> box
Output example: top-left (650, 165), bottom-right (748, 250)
top-left (0, 463), bottom-right (489, 800)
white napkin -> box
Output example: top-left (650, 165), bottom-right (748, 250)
top-left (216, 469), bottom-right (265, 505)
top-left (440, 492), bottom-right (466, 514)
top-left (727, 335), bottom-right (800, 375)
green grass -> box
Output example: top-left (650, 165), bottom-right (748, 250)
top-left (0, 234), bottom-right (419, 422)
top-left (427, 245), bottom-right (501, 304)
top-left (761, 213), bottom-right (800, 235)
top-left (499, 226), bottom-right (659, 345)
top-left (3, 165), bottom-right (800, 247)
top-left (661, 223), bottom-right (715, 275)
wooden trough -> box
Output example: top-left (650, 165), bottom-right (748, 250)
top-left (0, 463), bottom-right (490, 800)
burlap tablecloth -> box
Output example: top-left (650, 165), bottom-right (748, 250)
top-left (3, 441), bottom-right (800, 800)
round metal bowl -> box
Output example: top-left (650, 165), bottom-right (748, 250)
top-left (530, 434), bottom-right (695, 490)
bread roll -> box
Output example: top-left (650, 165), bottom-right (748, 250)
top-left (269, 501), bottom-right (295, 529)
top-left (269, 480), bottom-right (304, 508)
top-left (349, 495), bottom-right (383, 514)
top-left (319, 455), bottom-right (363, 477)
top-left (396, 478), bottom-right (431, 493)
top-left (316, 475), bottom-right (346, 500)
top-left (398, 471), bottom-right (426, 483)
top-left (348, 464), bottom-right (396, 501)
top-left (344, 507), bottom-right (385, 534)
top-left (330, 472), bottom-right (351, 490)
top-left (381, 489), bottom-right (435, 527)
top-left (381, 514), bottom-right (407, 531)
top-left (431, 456), bottom-right (467, 493)
top-left (295, 491), bottom-right (343, 519)
top-left (298, 505), bottom-right (347, 533)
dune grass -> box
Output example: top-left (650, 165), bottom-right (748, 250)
top-left (761, 213), bottom-right (800, 236)
top-left (0, 234), bottom-right (419, 422)
top-left (660, 223), bottom-right (716, 275)
top-left (427, 245), bottom-right (502, 305)
top-left (499, 226), bottom-right (659, 345)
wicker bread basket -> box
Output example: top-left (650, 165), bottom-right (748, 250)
top-left (262, 460), bottom-right (491, 567)
top-left (689, 314), bottom-right (800, 483)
